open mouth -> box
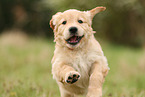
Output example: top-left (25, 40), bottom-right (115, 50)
top-left (66, 35), bottom-right (84, 45)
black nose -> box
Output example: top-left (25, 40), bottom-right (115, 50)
top-left (69, 27), bottom-right (78, 34)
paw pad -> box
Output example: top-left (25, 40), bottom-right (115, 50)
top-left (66, 73), bottom-right (80, 84)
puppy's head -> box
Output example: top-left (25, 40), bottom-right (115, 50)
top-left (50, 7), bottom-right (106, 49)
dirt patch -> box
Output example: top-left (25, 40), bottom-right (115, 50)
top-left (0, 29), bottom-right (28, 47)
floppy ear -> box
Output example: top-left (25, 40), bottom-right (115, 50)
top-left (49, 12), bottom-right (62, 30)
top-left (88, 6), bottom-right (106, 19)
top-left (50, 18), bottom-right (54, 30)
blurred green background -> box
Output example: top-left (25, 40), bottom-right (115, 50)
top-left (0, 0), bottom-right (145, 97)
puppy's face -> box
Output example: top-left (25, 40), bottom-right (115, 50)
top-left (50, 7), bottom-right (106, 49)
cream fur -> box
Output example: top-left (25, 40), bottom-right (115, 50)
top-left (50, 7), bottom-right (109, 97)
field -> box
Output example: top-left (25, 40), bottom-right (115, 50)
top-left (0, 32), bottom-right (145, 97)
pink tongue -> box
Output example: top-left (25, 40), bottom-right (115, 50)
top-left (70, 36), bottom-right (77, 42)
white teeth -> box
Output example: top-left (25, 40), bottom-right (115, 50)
top-left (68, 41), bottom-right (78, 43)
top-left (66, 35), bottom-right (84, 44)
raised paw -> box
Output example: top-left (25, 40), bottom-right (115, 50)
top-left (65, 71), bottom-right (81, 84)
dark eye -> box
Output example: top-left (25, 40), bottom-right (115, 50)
top-left (78, 20), bottom-right (83, 23)
top-left (62, 21), bottom-right (67, 25)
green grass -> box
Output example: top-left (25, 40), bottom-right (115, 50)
top-left (0, 33), bottom-right (145, 97)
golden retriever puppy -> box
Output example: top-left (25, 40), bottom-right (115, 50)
top-left (50, 7), bottom-right (109, 97)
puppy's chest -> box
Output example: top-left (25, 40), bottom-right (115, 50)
top-left (69, 52), bottom-right (93, 77)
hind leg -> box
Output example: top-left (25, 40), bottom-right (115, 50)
top-left (59, 87), bottom-right (75, 97)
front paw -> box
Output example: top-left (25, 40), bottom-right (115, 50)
top-left (65, 71), bottom-right (81, 84)
top-left (86, 88), bottom-right (102, 97)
